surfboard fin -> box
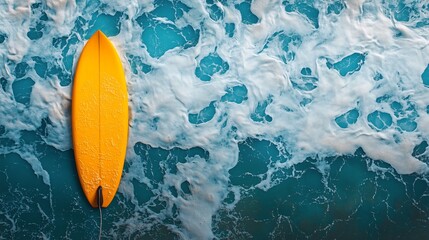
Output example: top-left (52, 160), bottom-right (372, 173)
top-left (97, 186), bottom-right (103, 208)
top-left (97, 186), bottom-right (103, 239)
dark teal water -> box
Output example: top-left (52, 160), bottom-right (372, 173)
top-left (2, 137), bottom-right (429, 238)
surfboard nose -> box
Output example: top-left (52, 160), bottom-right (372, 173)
top-left (96, 30), bottom-right (108, 40)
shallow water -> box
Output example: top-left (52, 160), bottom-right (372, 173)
top-left (1, 0), bottom-right (429, 239)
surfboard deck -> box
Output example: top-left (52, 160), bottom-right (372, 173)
top-left (72, 30), bottom-right (128, 208)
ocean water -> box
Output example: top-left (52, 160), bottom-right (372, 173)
top-left (1, 0), bottom-right (429, 239)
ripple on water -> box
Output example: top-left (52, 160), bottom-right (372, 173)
top-left (136, 1), bottom-right (200, 58)
top-left (188, 101), bottom-right (216, 124)
top-left (251, 96), bottom-right (273, 123)
top-left (335, 108), bottom-right (359, 129)
top-left (221, 85), bottom-right (248, 104)
top-left (12, 77), bottom-right (35, 106)
top-left (367, 110), bottom-right (392, 131)
top-left (327, 52), bottom-right (367, 77)
top-left (235, 0), bottom-right (259, 25)
top-left (284, 0), bottom-right (320, 28)
top-left (195, 52), bottom-right (229, 81)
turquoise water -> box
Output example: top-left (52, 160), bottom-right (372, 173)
top-left (2, 0), bottom-right (429, 239)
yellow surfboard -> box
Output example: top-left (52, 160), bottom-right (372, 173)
top-left (72, 30), bottom-right (128, 208)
